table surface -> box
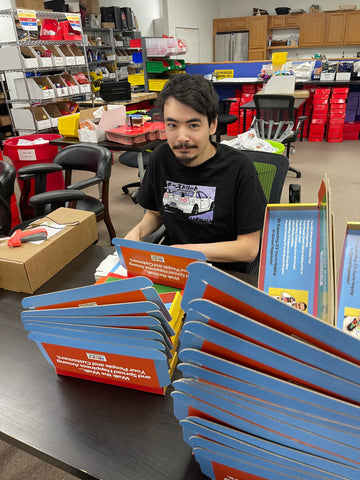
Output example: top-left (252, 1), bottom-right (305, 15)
top-left (0, 245), bottom-right (256, 480)
top-left (239, 96), bottom-right (308, 110)
top-left (79, 92), bottom-right (158, 107)
top-left (49, 136), bottom-right (165, 152)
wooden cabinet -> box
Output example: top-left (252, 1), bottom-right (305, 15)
top-left (344, 11), bottom-right (360, 45)
top-left (249, 15), bottom-right (268, 48)
top-left (213, 18), bottom-right (234, 33)
top-left (324, 11), bottom-right (346, 46)
top-left (248, 16), bottom-right (268, 60)
top-left (299, 13), bottom-right (325, 47)
top-left (248, 47), bottom-right (267, 60)
top-left (269, 14), bottom-right (300, 29)
top-left (286, 14), bottom-right (301, 27)
top-left (233, 17), bottom-right (250, 30)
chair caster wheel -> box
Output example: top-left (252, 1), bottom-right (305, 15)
top-left (122, 187), bottom-right (129, 194)
top-left (296, 171), bottom-right (301, 178)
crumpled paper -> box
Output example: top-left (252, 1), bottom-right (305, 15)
top-left (221, 128), bottom-right (278, 153)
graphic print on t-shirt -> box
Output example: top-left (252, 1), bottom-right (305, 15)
top-left (163, 181), bottom-right (215, 223)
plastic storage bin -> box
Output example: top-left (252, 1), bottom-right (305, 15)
top-left (3, 133), bottom-right (65, 198)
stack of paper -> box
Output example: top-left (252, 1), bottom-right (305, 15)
top-left (172, 261), bottom-right (360, 479)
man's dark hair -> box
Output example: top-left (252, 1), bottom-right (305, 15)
top-left (155, 73), bottom-right (219, 126)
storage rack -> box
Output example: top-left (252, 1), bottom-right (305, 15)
top-left (0, 8), bottom-right (94, 134)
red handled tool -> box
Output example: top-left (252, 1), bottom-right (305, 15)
top-left (2, 227), bottom-right (48, 247)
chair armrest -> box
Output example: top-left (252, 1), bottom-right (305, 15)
top-left (17, 163), bottom-right (63, 179)
top-left (29, 189), bottom-right (85, 206)
top-left (66, 176), bottom-right (102, 191)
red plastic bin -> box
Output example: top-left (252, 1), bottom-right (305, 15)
top-left (3, 133), bottom-right (65, 197)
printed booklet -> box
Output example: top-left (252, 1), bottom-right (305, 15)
top-left (21, 241), bottom-right (206, 394)
top-left (258, 177), bottom-right (335, 324)
top-left (171, 259), bottom-right (360, 479)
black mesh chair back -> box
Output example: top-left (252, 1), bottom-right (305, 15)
top-left (252, 94), bottom-right (295, 142)
top-left (245, 150), bottom-right (289, 203)
top-left (214, 99), bottom-right (238, 142)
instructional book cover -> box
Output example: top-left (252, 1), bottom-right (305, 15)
top-left (181, 262), bottom-right (360, 365)
top-left (184, 298), bottom-right (360, 388)
top-left (29, 331), bottom-right (171, 395)
top-left (258, 178), bottom-right (334, 324)
top-left (337, 222), bottom-right (360, 335)
top-left (181, 417), bottom-right (360, 480)
top-left (112, 238), bottom-right (206, 290)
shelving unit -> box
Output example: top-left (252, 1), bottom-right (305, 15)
top-left (0, 8), bottom-right (93, 134)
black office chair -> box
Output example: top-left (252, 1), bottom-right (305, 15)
top-left (251, 94), bottom-right (307, 178)
top-left (0, 160), bottom-right (16, 236)
top-left (214, 99), bottom-right (238, 142)
top-left (119, 108), bottom-right (163, 197)
top-left (16, 144), bottom-right (116, 241)
top-left (245, 150), bottom-right (290, 204)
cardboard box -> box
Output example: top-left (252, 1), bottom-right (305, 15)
top-left (78, 105), bottom-right (126, 143)
top-left (0, 208), bottom-right (98, 293)
top-left (16, 0), bottom-right (44, 9)
top-left (80, 0), bottom-right (100, 13)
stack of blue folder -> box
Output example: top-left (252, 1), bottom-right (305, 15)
top-left (172, 261), bottom-right (360, 480)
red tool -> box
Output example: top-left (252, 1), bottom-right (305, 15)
top-left (5, 227), bottom-right (48, 247)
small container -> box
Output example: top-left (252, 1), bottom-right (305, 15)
top-left (96, 37), bottom-right (102, 46)
top-left (127, 114), bottom-right (144, 127)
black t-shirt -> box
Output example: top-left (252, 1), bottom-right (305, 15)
top-left (136, 142), bottom-right (267, 249)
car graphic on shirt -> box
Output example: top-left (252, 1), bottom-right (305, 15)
top-left (163, 189), bottom-right (215, 215)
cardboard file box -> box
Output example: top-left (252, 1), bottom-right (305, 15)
top-left (0, 208), bottom-right (98, 294)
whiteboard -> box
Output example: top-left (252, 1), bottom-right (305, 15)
top-left (175, 27), bottom-right (199, 63)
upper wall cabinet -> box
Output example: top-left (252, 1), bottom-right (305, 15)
top-left (249, 15), bottom-right (268, 60)
top-left (213, 17), bottom-right (249, 34)
top-left (233, 17), bottom-right (250, 30)
top-left (213, 18), bottom-right (235, 33)
top-left (299, 13), bottom-right (325, 47)
top-left (324, 11), bottom-right (346, 46)
top-left (269, 14), bottom-right (301, 29)
top-left (344, 11), bottom-right (360, 45)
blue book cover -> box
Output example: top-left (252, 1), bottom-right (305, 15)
top-left (181, 261), bottom-right (360, 365)
top-left (173, 378), bottom-right (360, 450)
top-left (184, 298), bottom-right (360, 387)
top-left (178, 348), bottom-right (360, 423)
top-left (171, 390), bottom-right (360, 468)
top-left (179, 320), bottom-right (360, 403)
top-left (21, 300), bottom-right (175, 337)
top-left (28, 331), bottom-right (171, 391)
top-left (181, 418), bottom-right (359, 480)
top-left (337, 223), bottom-right (360, 336)
top-left (177, 363), bottom-right (360, 434)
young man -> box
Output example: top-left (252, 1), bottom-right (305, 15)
top-left (125, 73), bottom-right (267, 271)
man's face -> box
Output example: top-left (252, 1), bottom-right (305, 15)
top-left (163, 97), bottom-right (217, 167)
top-left (293, 302), bottom-right (306, 311)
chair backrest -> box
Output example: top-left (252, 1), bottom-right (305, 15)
top-left (54, 144), bottom-right (112, 184)
top-left (0, 161), bottom-right (16, 236)
top-left (252, 94), bottom-right (295, 142)
top-left (244, 150), bottom-right (289, 204)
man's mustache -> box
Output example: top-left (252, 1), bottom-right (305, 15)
top-left (173, 143), bottom-right (197, 150)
